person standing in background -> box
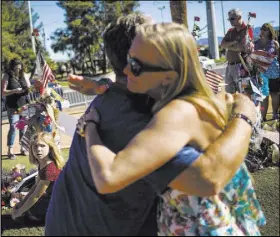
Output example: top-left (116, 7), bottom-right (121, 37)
top-left (221, 8), bottom-right (254, 93)
top-left (254, 23), bottom-right (279, 120)
top-left (2, 58), bottom-right (31, 159)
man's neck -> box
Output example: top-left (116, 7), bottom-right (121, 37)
top-left (235, 21), bottom-right (245, 32)
top-left (115, 75), bottom-right (128, 90)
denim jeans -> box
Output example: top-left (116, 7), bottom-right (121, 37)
top-left (7, 107), bottom-right (26, 148)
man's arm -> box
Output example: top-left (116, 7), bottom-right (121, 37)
top-left (221, 31), bottom-right (236, 49)
top-left (226, 41), bottom-right (246, 52)
top-left (221, 40), bottom-right (237, 49)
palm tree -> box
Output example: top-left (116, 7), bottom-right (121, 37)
top-left (169, 1), bottom-right (188, 29)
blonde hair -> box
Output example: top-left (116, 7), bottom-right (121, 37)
top-left (136, 23), bottom-right (228, 129)
top-left (29, 132), bottom-right (65, 169)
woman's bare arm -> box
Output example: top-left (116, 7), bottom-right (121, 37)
top-left (85, 94), bottom-right (255, 195)
top-left (14, 179), bottom-right (50, 216)
top-left (169, 117), bottom-right (251, 196)
top-left (2, 74), bottom-right (22, 96)
top-left (86, 100), bottom-right (195, 194)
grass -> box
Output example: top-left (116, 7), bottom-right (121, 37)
top-left (214, 56), bottom-right (227, 64)
top-left (1, 150), bottom-right (279, 236)
top-left (252, 168), bottom-right (280, 236)
top-left (56, 80), bottom-right (69, 87)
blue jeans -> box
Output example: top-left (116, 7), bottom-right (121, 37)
top-left (7, 107), bottom-right (26, 148)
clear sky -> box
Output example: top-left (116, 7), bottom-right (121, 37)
top-left (30, 0), bottom-right (280, 61)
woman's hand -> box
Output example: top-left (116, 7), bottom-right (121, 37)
top-left (245, 41), bottom-right (255, 54)
top-left (76, 107), bottom-right (100, 137)
top-left (14, 88), bottom-right (24, 94)
top-left (232, 93), bottom-right (257, 124)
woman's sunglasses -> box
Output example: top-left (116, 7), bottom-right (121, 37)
top-left (228, 17), bottom-right (237, 21)
top-left (127, 55), bottom-right (171, 77)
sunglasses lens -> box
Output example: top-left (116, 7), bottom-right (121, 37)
top-left (129, 58), bottom-right (141, 76)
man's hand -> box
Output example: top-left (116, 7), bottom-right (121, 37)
top-left (68, 74), bottom-right (108, 95)
top-left (232, 93), bottom-right (257, 124)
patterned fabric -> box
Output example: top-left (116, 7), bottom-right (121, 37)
top-left (157, 163), bottom-right (266, 236)
top-left (264, 58), bottom-right (280, 79)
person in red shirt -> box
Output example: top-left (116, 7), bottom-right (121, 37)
top-left (11, 132), bottom-right (64, 222)
top-left (221, 8), bottom-right (254, 93)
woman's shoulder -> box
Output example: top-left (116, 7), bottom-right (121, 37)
top-left (158, 99), bottom-right (197, 117)
top-left (154, 99), bottom-right (199, 129)
top-left (2, 72), bottom-right (9, 81)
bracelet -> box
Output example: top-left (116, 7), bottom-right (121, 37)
top-left (231, 113), bottom-right (254, 129)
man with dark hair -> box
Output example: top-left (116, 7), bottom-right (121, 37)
top-left (103, 14), bottom-right (153, 77)
top-left (46, 13), bottom-right (256, 236)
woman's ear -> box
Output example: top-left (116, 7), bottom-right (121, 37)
top-left (162, 71), bottom-right (179, 86)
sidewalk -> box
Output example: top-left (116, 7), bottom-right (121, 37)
top-left (1, 105), bottom-right (87, 156)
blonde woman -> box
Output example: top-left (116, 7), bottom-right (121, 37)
top-left (12, 132), bottom-right (64, 222)
top-left (81, 23), bottom-right (266, 235)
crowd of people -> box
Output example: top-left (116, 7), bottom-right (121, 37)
top-left (2, 7), bottom-right (279, 236)
top-left (221, 8), bottom-right (279, 120)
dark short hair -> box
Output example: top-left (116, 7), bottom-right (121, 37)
top-left (261, 23), bottom-right (276, 40)
top-left (103, 13), bottom-right (152, 76)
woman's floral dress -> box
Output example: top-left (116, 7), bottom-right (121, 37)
top-left (157, 163), bottom-right (266, 236)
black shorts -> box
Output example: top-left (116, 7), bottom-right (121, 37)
top-left (269, 79), bottom-right (280, 93)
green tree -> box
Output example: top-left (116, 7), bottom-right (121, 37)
top-left (1, 1), bottom-right (47, 72)
top-left (51, 1), bottom-right (139, 75)
top-left (2, 1), bottom-right (34, 72)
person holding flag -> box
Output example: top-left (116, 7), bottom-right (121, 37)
top-left (221, 8), bottom-right (254, 94)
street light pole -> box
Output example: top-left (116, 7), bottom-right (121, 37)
top-left (206, 1), bottom-right (219, 59)
top-left (28, 1), bottom-right (36, 54)
top-left (158, 6), bottom-right (166, 22)
top-left (221, 0), bottom-right (226, 35)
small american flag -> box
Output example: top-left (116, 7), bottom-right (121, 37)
top-left (203, 68), bottom-right (224, 94)
top-left (34, 51), bottom-right (55, 89)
